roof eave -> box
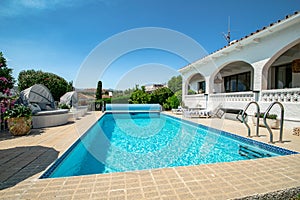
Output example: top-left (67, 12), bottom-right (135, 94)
top-left (179, 11), bottom-right (300, 73)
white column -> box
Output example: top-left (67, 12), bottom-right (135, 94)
top-left (181, 75), bottom-right (189, 105)
top-left (252, 58), bottom-right (270, 91)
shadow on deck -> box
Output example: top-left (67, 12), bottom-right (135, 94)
top-left (0, 146), bottom-right (58, 190)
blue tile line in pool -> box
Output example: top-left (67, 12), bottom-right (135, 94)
top-left (40, 139), bottom-right (81, 179)
top-left (166, 114), bottom-right (298, 155)
top-left (40, 112), bottom-right (298, 179)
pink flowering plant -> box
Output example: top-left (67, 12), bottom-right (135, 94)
top-left (0, 52), bottom-right (16, 128)
top-left (0, 98), bottom-right (15, 114)
top-left (0, 77), bottom-right (11, 96)
top-left (0, 53), bottom-right (14, 90)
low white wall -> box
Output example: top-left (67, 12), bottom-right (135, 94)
top-left (183, 94), bottom-right (300, 129)
top-left (183, 94), bottom-right (206, 108)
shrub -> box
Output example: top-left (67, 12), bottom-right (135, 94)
top-left (254, 112), bottom-right (277, 119)
top-left (4, 104), bottom-right (32, 120)
top-left (174, 90), bottom-right (182, 104)
top-left (102, 98), bottom-right (112, 104)
top-left (164, 95), bottom-right (180, 110)
top-left (58, 103), bottom-right (70, 109)
top-left (111, 95), bottom-right (130, 104)
top-left (268, 114), bottom-right (278, 120)
top-left (188, 90), bottom-right (197, 95)
top-left (129, 87), bottom-right (151, 104)
top-left (95, 98), bottom-right (112, 104)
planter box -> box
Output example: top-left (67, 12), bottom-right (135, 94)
top-left (252, 116), bottom-right (280, 129)
top-left (7, 117), bottom-right (32, 136)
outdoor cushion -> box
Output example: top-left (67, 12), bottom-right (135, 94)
top-left (34, 109), bottom-right (69, 116)
top-left (28, 103), bottom-right (41, 114)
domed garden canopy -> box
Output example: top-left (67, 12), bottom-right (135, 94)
top-left (18, 84), bottom-right (55, 110)
top-left (60, 91), bottom-right (78, 108)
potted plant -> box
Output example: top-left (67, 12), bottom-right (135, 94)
top-left (58, 103), bottom-right (70, 110)
top-left (4, 104), bottom-right (32, 136)
top-left (252, 112), bottom-right (280, 129)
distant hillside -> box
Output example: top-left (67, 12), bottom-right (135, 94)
top-left (76, 88), bottom-right (96, 106)
top-left (76, 88), bottom-right (96, 96)
top-left (77, 92), bottom-right (95, 100)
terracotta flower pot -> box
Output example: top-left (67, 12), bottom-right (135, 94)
top-left (7, 117), bottom-right (32, 136)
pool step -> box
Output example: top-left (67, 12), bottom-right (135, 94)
top-left (238, 145), bottom-right (272, 159)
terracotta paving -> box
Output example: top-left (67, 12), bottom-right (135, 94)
top-left (0, 111), bottom-right (299, 199)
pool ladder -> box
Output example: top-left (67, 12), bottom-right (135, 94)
top-left (237, 101), bottom-right (260, 138)
top-left (238, 101), bottom-right (285, 143)
top-left (263, 102), bottom-right (284, 144)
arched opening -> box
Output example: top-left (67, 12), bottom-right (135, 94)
top-left (186, 73), bottom-right (206, 94)
top-left (266, 42), bottom-right (300, 89)
top-left (212, 61), bottom-right (253, 93)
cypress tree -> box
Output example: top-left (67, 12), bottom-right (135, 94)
top-left (96, 81), bottom-right (102, 100)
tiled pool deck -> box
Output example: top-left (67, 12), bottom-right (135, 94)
top-left (0, 111), bottom-right (300, 199)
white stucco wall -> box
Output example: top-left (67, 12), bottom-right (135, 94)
top-left (180, 13), bottom-right (300, 125)
top-left (180, 13), bottom-right (300, 94)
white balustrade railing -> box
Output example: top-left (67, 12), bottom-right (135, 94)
top-left (183, 90), bottom-right (300, 122)
top-left (185, 89), bottom-right (300, 104)
top-left (209, 91), bottom-right (255, 102)
top-left (184, 92), bottom-right (255, 109)
top-left (184, 94), bottom-right (206, 101)
top-left (261, 88), bottom-right (300, 103)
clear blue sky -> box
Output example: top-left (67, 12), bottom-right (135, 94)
top-left (1, 0), bottom-right (299, 90)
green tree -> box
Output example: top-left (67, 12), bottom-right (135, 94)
top-left (150, 87), bottom-right (174, 106)
top-left (18, 69), bottom-right (72, 101)
top-left (175, 90), bottom-right (182, 104)
top-left (0, 52), bottom-right (15, 93)
top-left (67, 81), bottom-right (74, 91)
top-left (96, 81), bottom-right (102, 100)
top-left (0, 52), bottom-right (16, 128)
top-left (163, 95), bottom-right (180, 110)
top-left (129, 87), bottom-right (150, 104)
top-left (167, 75), bottom-right (182, 93)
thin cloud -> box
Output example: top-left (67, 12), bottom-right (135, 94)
top-left (19, 0), bottom-right (50, 9)
top-left (0, 0), bottom-right (113, 17)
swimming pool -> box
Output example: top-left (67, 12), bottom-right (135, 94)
top-left (41, 112), bottom-right (297, 178)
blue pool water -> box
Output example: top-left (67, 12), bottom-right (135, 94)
top-left (41, 112), bottom-right (297, 178)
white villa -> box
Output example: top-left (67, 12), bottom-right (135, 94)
top-left (179, 11), bottom-right (300, 127)
top-left (144, 84), bottom-right (167, 93)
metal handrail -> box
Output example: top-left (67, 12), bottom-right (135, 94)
top-left (241, 101), bottom-right (260, 137)
top-left (236, 110), bottom-right (244, 123)
top-left (263, 102), bottom-right (284, 143)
